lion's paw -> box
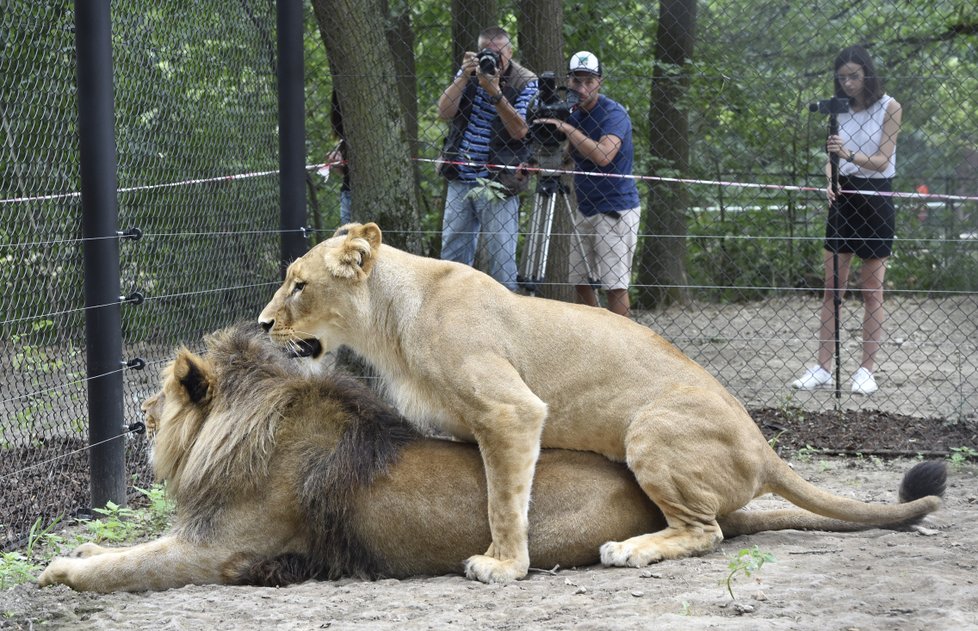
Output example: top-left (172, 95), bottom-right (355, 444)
top-left (463, 554), bottom-right (528, 584)
top-left (70, 542), bottom-right (108, 558)
top-left (600, 539), bottom-right (663, 568)
top-left (37, 558), bottom-right (74, 588)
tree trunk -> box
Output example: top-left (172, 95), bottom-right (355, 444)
top-left (516, 0), bottom-right (574, 303)
top-left (636, 0), bottom-right (696, 308)
top-left (312, 0), bottom-right (420, 251)
top-left (450, 0), bottom-right (498, 71)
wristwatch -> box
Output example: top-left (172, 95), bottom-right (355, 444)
top-left (488, 93), bottom-right (503, 105)
top-left (846, 149), bottom-right (856, 162)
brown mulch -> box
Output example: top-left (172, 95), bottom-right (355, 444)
top-left (2, 410), bottom-right (977, 551)
top-left (752, 407), bottom-right (978, 458)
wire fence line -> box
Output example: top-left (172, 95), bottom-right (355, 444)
top-left (3, 0), bottom-right (977, 552)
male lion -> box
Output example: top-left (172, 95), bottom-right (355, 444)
top-left (258, 223), bottom-right (947, 584)
top-left (38, 323), bottom-right (667, 592)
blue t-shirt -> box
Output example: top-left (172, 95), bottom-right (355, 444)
top-left (568, 95), bottom-right (640, 216)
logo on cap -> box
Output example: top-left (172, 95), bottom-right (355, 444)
top-left (569, 51), bottom-right (601, 76)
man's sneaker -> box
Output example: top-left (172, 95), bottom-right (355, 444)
top-left (791, 365), bottom-right (832, 390)
top-left (851, 367), bottom-right (878, 395)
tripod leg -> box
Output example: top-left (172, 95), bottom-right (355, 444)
top-left (561, 195), bottom-right (598, 286)
top-left (518, 192), bottom-right (557, 295)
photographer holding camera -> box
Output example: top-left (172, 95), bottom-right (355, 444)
top-left (436, 26), bottom-right (538, 290)
top-left (534, 51), bottom-right (640, 317)
top-left (792, 45), bottom-right (902, 396)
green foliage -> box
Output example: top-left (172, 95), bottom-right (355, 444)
top-left (0, 484), bottom-right (172, 589)
top-left (0, 515), bottom-right (70, 590)
top-left (464, 178), bottom-right (509, 203)
top-left (724, 545), bottom-right (776, 601)
top-left (948, 446), bottom-right (978, 468)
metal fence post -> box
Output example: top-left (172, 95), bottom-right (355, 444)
top-left (277, 0), bottom-right (307, 276)
top-left (75, 0), bottom-right (126, 509)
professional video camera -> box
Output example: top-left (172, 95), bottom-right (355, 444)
top-left (808, 96), bottom-right (850, 115)
top-left (477, 48), bottom-right (501, 75)
top-left (526, 72), bottom-right (580, 151)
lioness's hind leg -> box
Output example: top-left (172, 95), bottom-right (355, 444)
top-left (602, 398), bottom-right (755, 567)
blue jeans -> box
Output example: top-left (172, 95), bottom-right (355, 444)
top-left (441, 180), bottom-right (519, 290)
top-left (340, 189), bottom-right (352, 225)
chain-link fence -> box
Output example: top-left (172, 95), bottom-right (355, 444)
top-left (308, 0), bottom-right (977, 419)
top-left (1, 1), bottom-right (281, 550)
top-left (2, 0), bottom-right (977, 552)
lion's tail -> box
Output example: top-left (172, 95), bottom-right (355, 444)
top-left (226, 553), bottom-right (320, 587)
top-left (721, 460), bottom-right (946, 537)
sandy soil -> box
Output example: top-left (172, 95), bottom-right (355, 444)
top-left (2, 457), bottom-right (976, 631)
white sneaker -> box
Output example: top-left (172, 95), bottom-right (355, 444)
top-left (851, 367), bottom-right (878, 395)
top-left (791, 365), bottom-right (832, 390)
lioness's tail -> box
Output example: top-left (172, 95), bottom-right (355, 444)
top-left (720, 461), bottom-right (947, 537)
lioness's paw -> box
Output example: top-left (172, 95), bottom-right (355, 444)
top-left (600, 540), bottom-right (663, 568)
top-left (463, 554), bottom-right (528, 584)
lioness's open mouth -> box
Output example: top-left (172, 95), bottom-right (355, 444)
top-left (290, 338), bottom-right (323, 359)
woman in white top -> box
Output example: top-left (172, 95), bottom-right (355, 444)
top-left (792, 45), bottom-right (902, 395)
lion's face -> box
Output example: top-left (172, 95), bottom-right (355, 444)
top-left (140, 350), bottom-right (214, 488)
top-left (259, 223), bottom-right (383, 360)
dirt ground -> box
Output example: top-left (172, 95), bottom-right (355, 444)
top-left (0, 458), bottom-right (976, 631)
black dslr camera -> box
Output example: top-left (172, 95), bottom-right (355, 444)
top-left (808, 96), bottom-right (850, 115)
top-left (477, 48), bottom-right (501, 75)
top-left (526, 72), bottom-right (581, 148)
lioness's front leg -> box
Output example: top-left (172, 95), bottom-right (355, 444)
top-left (38, 536), bottom-right (235, 592)
top-left (458, 364), bottom-right (547, 583)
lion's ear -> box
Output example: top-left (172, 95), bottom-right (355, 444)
top-left (172, 349), bottom-right (214, 406)
top-left (325, 222), bottom-right (383, 279)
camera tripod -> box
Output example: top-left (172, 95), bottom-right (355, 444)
top-left (517, 159), bottom-right (596, 296)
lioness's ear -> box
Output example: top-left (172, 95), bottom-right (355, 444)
top-left (353, 222), bottom-right (382, 251)
top-left (172, 349), bottom-right (214, 406)
top-left (325, 222), bottom-right (383, 279)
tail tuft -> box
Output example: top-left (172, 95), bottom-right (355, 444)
top-left (898, 460), bottom-right (947, 503)
top-left (232, 553), bottom-right (317, 587)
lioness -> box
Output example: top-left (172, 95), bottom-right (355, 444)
top-left (258, 223), bottom-right (947, 584)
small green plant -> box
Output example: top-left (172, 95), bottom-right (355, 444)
top-left (948, 446), bottom-right (978, 468)
top-left (464, 177), bottom-right (508, 202)
top-left (0, 516), bottom-right (67, 590)
top-left (81, 484), bottom-right (173, 543)
top-left (724, 546), bottom-right (776, 601)
top-left (0, 484), bottom-right (172, 589)
top-left (795, 444), bottom-right (819, 463)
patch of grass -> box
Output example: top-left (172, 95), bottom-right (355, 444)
top-left (948, 446), bottom-right (978, 469)
top-left (0, 484), bottom-right (172, 589)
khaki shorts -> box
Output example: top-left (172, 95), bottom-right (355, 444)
top-left (568, 208), bottom-right (640, 290)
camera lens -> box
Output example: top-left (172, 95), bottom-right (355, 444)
top-left (477, 49), bottom-right (499, 75)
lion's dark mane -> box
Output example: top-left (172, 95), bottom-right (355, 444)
top-left (178, 322), bottom-right (422, 583)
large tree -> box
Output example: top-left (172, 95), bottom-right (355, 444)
top-left (635, 0), bottom-right (696, 308)
top-left (312, 0), bottom-right (420, 250)
top-left (516, 0), bottom-right (573, 303)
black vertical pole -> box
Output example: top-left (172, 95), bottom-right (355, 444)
top-left (277, 0), bottom-right (307, 277)
top-left (829, 114), bottom-right (842, 400)
top-left (75, 1), bottom-right (126, 508)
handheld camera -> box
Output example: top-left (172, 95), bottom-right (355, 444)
top-left (808, 96), bottom-right (850, 115)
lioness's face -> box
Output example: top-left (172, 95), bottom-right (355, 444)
top-left (259, 223), bottom-right (382, 361)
